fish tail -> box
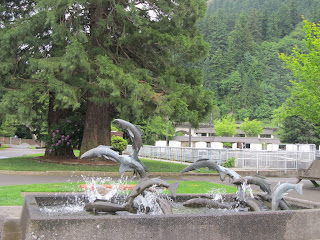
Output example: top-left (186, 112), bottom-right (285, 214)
top-left (296, 183), bottom-right (303, 195)
top-left (168, 182), bottom-right (180, 197)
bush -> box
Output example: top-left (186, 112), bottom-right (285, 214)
top-left (111, 136), bottom-right (128, 154)
top-left (46, 115), bottom-right (84, 157)
top-left (223, 142), bottom-right (232, 148)
top-left (223, 157), bottom-right (235, 168)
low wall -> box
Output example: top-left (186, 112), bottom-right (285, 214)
top-left (20, 194), bottom-right (320, 240)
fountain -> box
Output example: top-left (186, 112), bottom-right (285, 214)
top-left (17, 119), bottom-right (320, 239)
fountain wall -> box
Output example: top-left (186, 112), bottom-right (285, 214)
top-left (20, 194), bottom-right (320, 240)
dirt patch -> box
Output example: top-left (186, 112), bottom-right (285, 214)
top-left (32, 156), bottom-right (119, 166)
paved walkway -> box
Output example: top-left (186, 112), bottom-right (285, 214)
top-left (0, 144), bottom-right (44, 159)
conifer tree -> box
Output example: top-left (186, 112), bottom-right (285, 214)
top-left (0, 0), bottom-right (214, 157)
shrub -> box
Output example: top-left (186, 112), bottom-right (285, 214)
top-left (223, 157), bottom-right (235, 168)
top-left (223, 142), bottom-right (232, 148)
top-left (111, 136), bottom-right (128, 154)
top-left (46, 115), bottom-right (84, 157)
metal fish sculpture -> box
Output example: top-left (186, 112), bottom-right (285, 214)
top-left (218, 165), bottom-right (241, 181)
top-left (257, 194), bottom-right (290, 210)
top-left (156, 198), bottom-right (173, 215)
top-left (232, 176), bottom-right (272, 194)
top-left (114, 119), bottom-right (148, 173)
top-left (114, 119), bottom-right (143, 154)
top-left (245, 198), bottom-right (262, 212)
top-left (80, 145), bottom-right (146, 178)
top-left (126, 178), bottom-right (179, 212)
top-left (272, 183), bottom-right (303, 211)
top-left (84, 201), bottom-right (129, 214)
top-left (182, 198), bottom-right (230, 209)
top-left (80, 145), bottom-right (119, 162)
top-left (181, 160), bottom-right (221, 173)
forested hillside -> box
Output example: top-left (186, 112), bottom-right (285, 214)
top-left (198, 0), bottom-right (320, 122)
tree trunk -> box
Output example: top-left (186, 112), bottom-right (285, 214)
top-left (80, 97), bottom-right (111, 157)
top-left (45, 91), bottom-right (75, 159)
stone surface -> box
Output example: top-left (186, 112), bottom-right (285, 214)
top-left (1, 218), bottom-right (21, 240)
top-left (20, 194), bottom-right (320, 240)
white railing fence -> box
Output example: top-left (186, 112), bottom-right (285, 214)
top-left (125, 145), bottom-right (316, 172)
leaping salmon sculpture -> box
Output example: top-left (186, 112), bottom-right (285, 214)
top-left (80, 119), bottom-right (148, 178)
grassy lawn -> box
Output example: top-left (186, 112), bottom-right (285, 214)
top-left (0, 145), bottom-right (9, 150)
top-left (0, 181), bottom-right (237, 206)
top-left (0, 154), bottom-right (217, 173)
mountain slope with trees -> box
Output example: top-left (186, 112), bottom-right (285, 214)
top-left (198, 0), bottom-right (318, 122)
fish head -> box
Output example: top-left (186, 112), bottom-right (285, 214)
top-left (114, 119), bottom-right (126, 129)
top-left (84, 203), bottom-right (92, 211)
top-left (80, 148), bottom-right (101, 159)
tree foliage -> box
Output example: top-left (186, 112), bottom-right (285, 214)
top-left (198, 0), bottom-right (310, 122)
top-left (0, 0), bottom-right (214, 157)
top-left (279, 19), bottom-right (320, 125)
top-left (214, 115), bottom-right (237, 137)
top-left (277, 115), bottom-right (320, 144)
top-left (139, 116), bottom-right (175, 145)
top-left (240, 118), bottom-right (263, 137)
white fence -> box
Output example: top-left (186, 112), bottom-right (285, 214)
top-left (127, 145), bottom-right (316, 172)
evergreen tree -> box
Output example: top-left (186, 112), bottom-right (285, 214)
top-left (278, 116), bottom-right (320, 144)
top-left (289, 0), bottom-right (301, 27)
top-left (0, 0), bottom-right (214, 157)
top-left (248, 8), bottom-right (263, 43)
top-left (227, 13), bottom-right (255, 67)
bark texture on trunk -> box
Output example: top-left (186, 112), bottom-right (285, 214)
top-left (45, 91), bottom-right (76, 159)
top-left (80, 98), bottom-right (111, 156)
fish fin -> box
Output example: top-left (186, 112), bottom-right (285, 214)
top-left (273, 182), bottom-right (281, 192)
top-left (296, 183), bottom-right (303, 195)
top-left (254, 174), bottom-right (266, 179)
top-left (134, 125), bottom-right (144, 136)
top-left (279, 191), bottom-right (290, 199)
top-left (219, 171), bottom-right (227, 182)
top-left (119, 164), bottom-right (133, 174)
top-left (137, 177), bottom-right (151, 184)
top-left (195, 158), bottom-right (209, 162)
top-left (128, 129), bottom-right (135, 138)
top-left (168, 182), bottom-right (180, 197)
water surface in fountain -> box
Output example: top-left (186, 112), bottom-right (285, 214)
top-left (38, 176), bottom-right (241, 216)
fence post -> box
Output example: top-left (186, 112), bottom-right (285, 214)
top-left (256, 153), bottom-right (259, 174)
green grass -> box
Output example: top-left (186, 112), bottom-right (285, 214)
top-left (0, 181), bottom-right (237, 206)
top-left (0, 144), bottom-right (9, 150)
top-left (0, 154), bottom-right (208, 173)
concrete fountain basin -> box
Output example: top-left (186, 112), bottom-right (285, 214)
top-left (20, 193), bottom-right (320, 240)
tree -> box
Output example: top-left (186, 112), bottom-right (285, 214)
top-left (0, 0), bottom-right (214, 158)
top-left (227, 13), bottom-right (255, 67)
top-left (279, 19), bottom-right (320, 125)
top-left (277, 115), bottom-right (320, 144)
top-left (214, 115), bottom-right (237, 137)
top-left (240, 118), bottom-right (263, 137)
top-left (139, 116), bottom-right (175, 145)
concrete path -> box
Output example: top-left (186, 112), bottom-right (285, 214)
top-left (0, 144), bottom-right (45, 159)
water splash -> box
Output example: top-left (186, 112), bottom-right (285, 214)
top-left (236, 179), bottom-right (254, 201)
top-left (207, 187), bottom-right (227, 202)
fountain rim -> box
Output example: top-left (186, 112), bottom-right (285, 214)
top-left (21, 193), bottom-right (320, 221)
